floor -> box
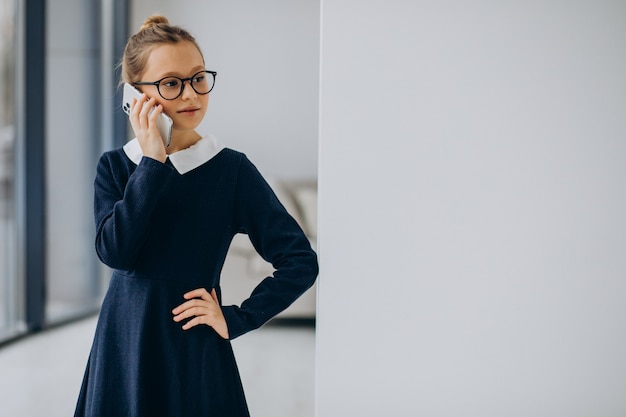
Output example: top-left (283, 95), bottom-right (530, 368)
top-left (0, 315), bottom-right (315, 417)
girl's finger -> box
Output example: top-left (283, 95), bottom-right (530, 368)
top-left (173, 305), bottom-right (205, 322)
top-left (172, 298), bottom-right (206, 314)
top-left (130, 95), bottom-right (145, 115)
top-left (183, 288), bottom-right (211, 301)
top-left (148, 104), bottom-right (163, 124)
top-left (139, 97), bottom-right (155, 119)
top-left (181, 316), bottom-right (202, 330)
top-left (172, 299), bottom-right (203, 313)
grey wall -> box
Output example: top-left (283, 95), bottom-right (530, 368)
top-left (317, 1), bottom-right (626, 415)
top-left (131, 0), bottom-right (319, 180)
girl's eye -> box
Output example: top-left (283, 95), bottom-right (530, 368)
top-left (161, 78), bottom-right (180, 88)
top-left (192, 75), bottom-right (205, 83)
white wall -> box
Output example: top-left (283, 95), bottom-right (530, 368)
top-left (317, 1), bottom-right (626, 416)
top-left (131, 0), bottom-right (319, 180)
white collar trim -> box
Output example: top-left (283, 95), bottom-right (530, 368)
top-left (123, 134), bottom-right (225, 174)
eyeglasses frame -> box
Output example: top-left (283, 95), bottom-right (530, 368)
top-left (132, 70), bottom-right (217, 101)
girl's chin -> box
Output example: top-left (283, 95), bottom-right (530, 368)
top-left (172, 119), bottom-right (202, 132)
top-left (174, 113), bottom-right (204, 127)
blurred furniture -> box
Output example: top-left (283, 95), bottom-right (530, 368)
top-left (0, 126), bottom-right (13, 192)
top-left (220, 179), bottom-right (318, 319)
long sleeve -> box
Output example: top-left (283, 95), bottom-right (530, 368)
top-left (221, 156), bottom-right (318, 339)
top-left (94, 153), bottom-right (176, 270)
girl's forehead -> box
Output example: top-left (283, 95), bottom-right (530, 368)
top-left (143, 41), bottom-right (204, 78)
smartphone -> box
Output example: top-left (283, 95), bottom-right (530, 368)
top-left (122, 82), bottom-right (173, 147)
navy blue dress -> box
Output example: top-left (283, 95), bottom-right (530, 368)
top-left (74, 137), bottom-right (318, 417)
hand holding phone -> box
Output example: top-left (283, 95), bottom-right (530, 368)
top-left (122, 83), bottom-right (173, 147)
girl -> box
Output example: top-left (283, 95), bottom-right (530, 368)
top-left (74, 15), bottom-right (318, 417)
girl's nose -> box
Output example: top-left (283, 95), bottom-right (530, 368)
top-left (180, 80), bottom-right (198, 100)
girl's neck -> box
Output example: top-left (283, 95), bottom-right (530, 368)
top-left (166, 130), bottom-right (202, 154)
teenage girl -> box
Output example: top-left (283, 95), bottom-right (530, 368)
top-left (74, 15), bottom-right (318, 417)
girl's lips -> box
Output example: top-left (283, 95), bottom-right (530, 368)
top-left (178, 107), bottom-right (200, 114)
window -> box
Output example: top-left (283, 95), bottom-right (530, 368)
top-left (45, 0), bottom-right (103, 323)
top-left (0, 0), bottom-right (117, 343)
top-left (0, 0), bottom-right (22, 340)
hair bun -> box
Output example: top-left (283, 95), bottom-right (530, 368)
top-left (139, 15), bottom-right (169, 31)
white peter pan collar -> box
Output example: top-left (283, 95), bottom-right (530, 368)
top-left (123, 134), bottom-right (225, 174)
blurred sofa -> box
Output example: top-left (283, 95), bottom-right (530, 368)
top-left (219, 179), bottom-right (318, 319)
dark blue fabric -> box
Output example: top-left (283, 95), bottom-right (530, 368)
top-left (74, 148), bottom-right (318, 417)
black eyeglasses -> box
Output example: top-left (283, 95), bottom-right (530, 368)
top-left (133, 70), bottom-right (217, 100)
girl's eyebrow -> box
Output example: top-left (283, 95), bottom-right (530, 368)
top-left (156, 65), bottom-right (206, 79)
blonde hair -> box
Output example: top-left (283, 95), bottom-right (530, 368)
top-left (121, 15), bottom-right (204, 84)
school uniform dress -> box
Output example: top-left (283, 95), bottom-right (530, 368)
top-left (74, 135), bottom-right (318, 417)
